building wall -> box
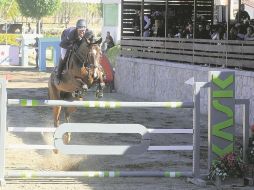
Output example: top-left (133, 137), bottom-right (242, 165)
top-left (115, 57), bottom-right (254, 125)
top-left (101, 0), bottom-right (121, 44)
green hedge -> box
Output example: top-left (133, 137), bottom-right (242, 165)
top-left (105, 45), bottom-right (120, 68)
top-left (0, 34), bottom-right (21, 46)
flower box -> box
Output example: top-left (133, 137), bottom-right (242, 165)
top-left (214, 175), bottom-right (245, 189)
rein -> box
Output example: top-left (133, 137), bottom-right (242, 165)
top-left (72, 47), bottom-right (90, 68)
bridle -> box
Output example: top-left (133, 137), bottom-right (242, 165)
top-left (72, 42), bottom-right (100, 81)
top-left (72, 46), bottom-right (90, 68)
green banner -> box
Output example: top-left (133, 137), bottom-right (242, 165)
top-left (103, 4), bottom-right (118, 26)
top-left (208, 71), bottom-right (235, 166)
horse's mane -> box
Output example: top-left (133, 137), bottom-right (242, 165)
top-left (74, 38), bottom-right (101, 67)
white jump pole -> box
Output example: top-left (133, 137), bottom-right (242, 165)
top-left (6, 170), bottom-right (193, 178)
top-left (7, 99), bottom-right (194, 108)
top-left (0, 79), bottom-right (7, 185)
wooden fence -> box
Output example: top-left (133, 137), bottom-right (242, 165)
top-left (121, 36), bottom-right (254, 69)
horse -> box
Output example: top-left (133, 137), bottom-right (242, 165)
top-left (48, 37), bottom-right (105, 144)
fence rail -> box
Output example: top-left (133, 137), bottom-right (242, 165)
top-left (121, 36), bottom-right (254, 69)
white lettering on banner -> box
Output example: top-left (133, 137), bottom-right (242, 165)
top-left (0, 45), bottom-right (19, 65)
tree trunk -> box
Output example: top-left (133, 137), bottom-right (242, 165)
top-left (36, 19), bottom-right (41, 34)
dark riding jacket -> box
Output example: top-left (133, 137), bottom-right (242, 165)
top-left (60, 27), bottom-right (82, 50)
top-left (60, 27), bottom-right (93, 50)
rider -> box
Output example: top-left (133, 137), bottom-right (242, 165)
top-left (56, 19), bottom-right (90, 81)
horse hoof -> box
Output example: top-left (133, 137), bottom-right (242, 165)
top-left (63, 132), bottom-right (71, 144)
top-left (96, 92), bottom-right (103, 99)
top-left (72, 91), bottom-right (78, 98)
top-left (82, 84), bottom-right (88, 91)
top-left (100, 82), bottom-right (105, 89)
top-left (53, 149), bottom-right (58, 154)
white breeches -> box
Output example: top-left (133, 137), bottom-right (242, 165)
top-left (61, 48), bottom-right (67, 60)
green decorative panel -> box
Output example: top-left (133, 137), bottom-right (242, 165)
top-left (104, 4), bottom-right (118, 26)
top-left (208, 71), bottom-right (235, 166)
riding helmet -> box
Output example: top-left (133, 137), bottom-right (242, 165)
top-left (76, 19), bottom-right (87, 29)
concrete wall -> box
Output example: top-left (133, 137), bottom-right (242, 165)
top-left (115, 57), bottom-right (254, 125)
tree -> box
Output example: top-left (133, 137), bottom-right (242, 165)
top-left (0, 0), bottom-right (20, 21)
top-left (16, 0), bottom-right (61, 33)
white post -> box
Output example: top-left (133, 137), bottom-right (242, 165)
top-left (193, 82), bottom-right (200, 178)
top-left (0, 79), bottom-right (7, 185)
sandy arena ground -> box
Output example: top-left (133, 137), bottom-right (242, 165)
top-left (0, 66), bottom-right (253, 190)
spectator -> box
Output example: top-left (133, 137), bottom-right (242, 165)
top-left (156, 20), bottom-right (165, 37)
top-left (235, 23), bottom-right (245, 40)
top-left (143, 14), bottom-right (152, 37)
top-left (167, 27), bottom-right (176, 38)
top-left (203, 24), bottom-right (212, 39)
top-left (211, 24), bottom-right (225, 40)
top-left (133, 11), bottom-right (153, 37)
top-left (195, 24), bottom-right (208, 39)
top-left (244, 26), bottom-right (254, 41)
top-left (26, 23), bottom-right (33, 34)
top-left (103, 31), bottom-right (115, 52)
top-left (183, 23), bottom-right (193, 39)
top-left (133, 10), bottom-right (141, 36)
top-left (235, 4), bottom-right (250, 23)
top-left (174, 26), bottom-right (184, 38)
top-left (151, 10), bottom-right (164, 37)
top-left (34, 37), bottom-right (39, 68)
top-left (229, 26), bottom-right (242, 40)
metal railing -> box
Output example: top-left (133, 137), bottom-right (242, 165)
top-left (121, 36), bottom-right (254, 70)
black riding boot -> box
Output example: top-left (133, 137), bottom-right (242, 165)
top-left (56, 59), bottom-right (65, 80)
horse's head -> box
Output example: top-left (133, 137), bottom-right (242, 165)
top-left (72, 37), bottom-right (104, 87)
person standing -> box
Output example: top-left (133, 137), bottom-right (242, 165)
top-left (34, 37), bottom-right (39, 68)
top-left (103, 31), bottom-right (115, 52)
top-left (143, 14), bottom-right (152, 37)
top-left (235, 4), bottom-right (250, 23)
top-left (133, 10), bottom-right (141, 36)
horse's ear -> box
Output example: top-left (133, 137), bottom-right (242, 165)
top-left (83, 37), bottom-right (90, 44)
top-left (96, 37), bottom-right (102, 45)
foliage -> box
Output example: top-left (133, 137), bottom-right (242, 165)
top-left (54, 2), bottom-right (102, 25)
top-left (208, 153), bottom-right (246, 181)
top-left (0, 0), bottom-right (20, 21)
top-left (16, 0), bottom-right (61, 20)
top-left (0, 0), bottom-right (9, 7)
top-left (247, 136), bottom-right (254, 164)
top-left (0, 34), bottom-right (21, 46)
top-left (105, 45), bottom-right (120, 68)
top-left (43, 30), bottom-right (61, 37)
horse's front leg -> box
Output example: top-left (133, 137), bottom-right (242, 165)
top-left (97, 67), bottom-right (105, 88)
top-left (53, 106), bottom-right (61, 127)
top-left (52, 106), bottom-right (61, 154)
top-left (95, 68), bottom-right (105, 99)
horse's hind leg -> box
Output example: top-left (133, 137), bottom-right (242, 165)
top-left (63, 107), bottom-right (77, 144)
top-left (52, 106), bottom-right (61, 154)
top-left (53, 106), bottom-right (61, 127)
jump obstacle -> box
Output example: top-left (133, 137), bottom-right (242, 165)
top-left (35, 37), bottom-right (114, 89)
top-left (0, 71), bottom-right (250, 185)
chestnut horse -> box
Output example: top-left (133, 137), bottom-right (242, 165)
top-left (48, 37), bottom-right (104, 143)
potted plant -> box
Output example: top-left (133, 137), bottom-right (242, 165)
top-left (246, 131), bottom-right (254, 183)
top-left (208, 152), bottom-right (246, 187)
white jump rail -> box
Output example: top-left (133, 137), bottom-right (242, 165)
top-left (3, 72), bottom-right (250, 185)
top-left (7, 125), bottom-right (194, 153)
top-left (0, 78), bottom-right (203, 185)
